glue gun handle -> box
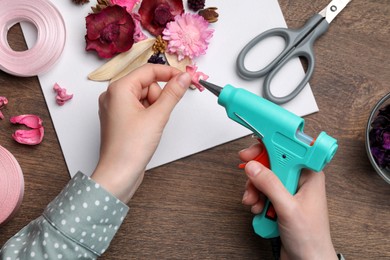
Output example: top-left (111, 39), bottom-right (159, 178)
top-left (238, 141), bottom-right (281, 238)
top-left (239, 140), bottom-right (270, 169)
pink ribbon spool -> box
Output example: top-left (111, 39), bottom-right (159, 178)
top-left (0, 145), bottom-right (24, 225)
top-left (0, 0), bottom-right (66, 76)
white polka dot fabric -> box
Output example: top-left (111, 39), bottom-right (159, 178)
top-left (0, 171), bottom-right (129, 259)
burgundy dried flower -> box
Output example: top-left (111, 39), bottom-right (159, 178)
top-left (369, 104), bottom-right (390, 168)
top-left (188, 0), bottom-right (205, 12)
top-left (85, 5), bottom-right (135, 59)
top-left (138, 0), bottom-right (184, 36)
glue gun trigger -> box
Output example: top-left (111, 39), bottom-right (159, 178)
top-left (239, 140), bottom-right (271, 169)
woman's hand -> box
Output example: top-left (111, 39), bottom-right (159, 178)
top-left (91, 64), bottom-right (191, 203)
top-left (239, 143), bottom-right (338, 260)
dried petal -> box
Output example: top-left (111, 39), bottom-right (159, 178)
top-left (10, 114), bottom-right (43, 129)
top-left (138, 0), bottom-right (184, 36)
top-left (89, 38), bottom-right (155, 82)
top-left (111, 47), bottom-right (154, 82)
top-left (0, 96), bottom-right (8, 120)
top-left (10, 114), bottom-right (44, 145)
top-left (85, 5), bottom-right (135, 58)
top-left (111, 0), bottom-right (140, 12)
top-left (382, 131), bottom-right (390, 149)
top-left (0, 96), bottom-right (8, 108)
top-left (369, 103), bottom-right (390, 168)
top-left (165, 52), bottom-right (192, 72)
top-left (186, 64), bottom-right (209, 91)
top-left (53, 83), bottom-right (73, 106)
top-left (12, 127), bottom-right (44, 145)
top-left (148, 54), bottom-right (166, 65)
top-left (131, 13), bottom-right (147, 42)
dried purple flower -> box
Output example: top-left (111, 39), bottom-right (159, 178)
top-left (369, 104), bottom-right (390, 168)
top-left (147, 54), bottom-right (166, 64)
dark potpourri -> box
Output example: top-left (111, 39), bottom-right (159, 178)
top-left (369, 103), bottom-right (390, 168)
top-left (72, 0), bottom-right (90, 5)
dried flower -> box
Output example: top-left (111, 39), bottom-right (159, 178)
top-left (10, 115), bottom-right (44, 145)
top-left (0, 96), bottom-right (8, 120)
top-left (91, 0), bottom-right (110, 13)
top-left (138, 0), bottom-right (184, 36)
top-left (148, 54), bottom-right (166, 64)
top-left (188, 0), bottom-right (205, 12)
top-left (53, 83), bottom-right (73, 106)
top-left (111, 0), bottom-right (140, 13)
top-left (153, 35), bottom-right (168, 54)
top-left (186, 64), bottom-right (209, 91)
top-left (369, 104), bottom-right (390, 168)
top-left (72, 0), bottom-right (90, 5)
top-left (131, 13), bottom-right (147, 42)
top-left (198, 7), bottom-right (219, 23)
top-left (163, 13), bottom-right (214, 61)
top-left (85, 5), bottom-right (135, 59)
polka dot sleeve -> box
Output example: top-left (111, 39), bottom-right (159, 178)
top-left (0, 171), bottom-right (129, 259)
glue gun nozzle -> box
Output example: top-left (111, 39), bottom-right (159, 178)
top-left (199, 80), bottom-right (223, 97)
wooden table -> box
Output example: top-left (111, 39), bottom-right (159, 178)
top-left (1, 0), bottom-right (389, 259)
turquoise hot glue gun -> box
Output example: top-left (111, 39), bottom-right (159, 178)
top-left (199, 80), bottom-right (338, 239)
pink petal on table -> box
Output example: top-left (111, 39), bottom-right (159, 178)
top-left (0, 96), bottom-right (8, 107)
top-left (186, 64), bottom-right (209, 91)
top-left (53, 83), bottom-right (73, 106)
top-left (10, 114), bottom-right (43, 129)
top-left (12, 127), bottom-right (44, 145)
top-left (0, 96), bottom-right (8, 120)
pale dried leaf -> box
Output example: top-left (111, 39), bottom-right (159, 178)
top-left (110, 47), bottom-right (154, 83)
top-left (165, 52), bottom-right (192, 72)
top-left (88, 38), bottom-right (155, 81)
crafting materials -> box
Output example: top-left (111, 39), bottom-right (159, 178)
top-left (236, 0), bottom-right (351, 104)
top-left (0, 145), bottom-right (24, 225)
top-left (0, 0), bottom-right (66, 76)
top-left (21, 0), bottom-right (320, 178)
top-left (199, 80), bottom-right (338, 238)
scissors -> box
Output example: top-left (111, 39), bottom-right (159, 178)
top-left (236, 0), bottom-right (351, 104)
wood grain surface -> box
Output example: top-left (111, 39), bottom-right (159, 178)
top-left (0, 0), bottom-right (389, 259)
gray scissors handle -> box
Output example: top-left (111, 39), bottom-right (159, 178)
top-left (237, 14), bottom-right (329, 104)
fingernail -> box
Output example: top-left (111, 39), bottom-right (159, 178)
top-left (251, 204), bottom-right (262, 214)
top-left (238, 147), bottom-right (248, 154)
top-left (246, 161), bottom-right (262, 177)
top-left (177, 72), bottom-right (191, 89)
top-left (242, 190), bottom-right (249, 202)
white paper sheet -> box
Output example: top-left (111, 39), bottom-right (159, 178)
top-left (22, 0), bottom-right (318, 177)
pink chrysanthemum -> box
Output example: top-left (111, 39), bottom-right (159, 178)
top-left (163, 13), bottom-right (214, 61)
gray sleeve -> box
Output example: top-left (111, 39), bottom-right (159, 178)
top-left (0, 171), bottom-right (129, 259)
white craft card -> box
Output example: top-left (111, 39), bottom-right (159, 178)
top-left (22, 0), bottom-right (318, 177)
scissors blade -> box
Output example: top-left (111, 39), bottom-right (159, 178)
top-left (319, 0), bottom-right (352, 23)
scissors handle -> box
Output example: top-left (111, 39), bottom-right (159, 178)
top-left (237, 14), bottom-right (329, 104)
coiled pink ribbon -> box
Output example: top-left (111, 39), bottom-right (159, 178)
top-left (0, 145), bottom-right (24, 225)
top-left (0, 0), bottom-right (66, 76)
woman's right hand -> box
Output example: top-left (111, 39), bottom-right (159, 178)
top-left (239, 143), bottom-right (338, 260)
